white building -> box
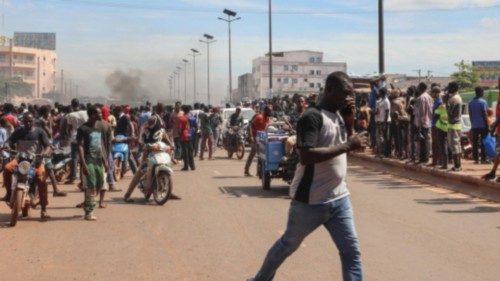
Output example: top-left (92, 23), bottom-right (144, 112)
top-left (252, 50), bottom-right (346, 99)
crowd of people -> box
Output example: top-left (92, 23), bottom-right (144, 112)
top-left (360, 76), bottom-right (498, 177)
top-left (1, 71), bottom-right (499, 280)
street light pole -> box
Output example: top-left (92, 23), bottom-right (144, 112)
top-left (176, 66), bottom-right (182, 100)
top-left (378, 0), bottom-right (385, 74)
top-left (268, 0), bottom-right (273, 98)
top-left (182, 59), bottom-right (189, 103)
top-left (189, 48), bottom-right (201, 104)
top-left (173, 72), bottom-right (177, 100)
top-left (200, 34), bottom-right (216, 104)
top-left (168, 75), bottom-right (173, 100)
top-left (218, 9), bottom-right (241, 103)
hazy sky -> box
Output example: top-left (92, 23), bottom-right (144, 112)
top-left (4, 0), bottom-right (500, 104)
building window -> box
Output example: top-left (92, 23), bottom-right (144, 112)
top-left (284, 65), bottom-right (289, 71)
top-left (316, 57), bottom-right (322, 63)
top-left (309, 70), bottom-right (314, 75)
top-left (316, 70), bottom-right (321, 75)
top-left (309, 83), bottom-right (315, 88)
top-left (317, 83), bottom-right (321, 88)
top-left (292, 78), bottom-right (298, 84)
top-left (284, 78), bottom-right (289, 84)
top-left (43, 72), bottom-right (46, 76)
top-left (304, 78), bottom-right (308, 82)
top-left (292, 65), bottom-right (298, 71)
top-left (277, 78), bottom-right (281, 82)
top-left (309, 57), bottom-right (315, 63)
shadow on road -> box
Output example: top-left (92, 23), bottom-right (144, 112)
top-left (438, 206), bottom-right (500, 214)
top-left (219, 185), bottom-right (290, 199)
top-left (415, 198), bottom-right (473, 205)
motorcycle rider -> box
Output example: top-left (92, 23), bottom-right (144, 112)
top-left (229, 107), bottom-right (244, 127)
top-left (3, 112), bottom-right (52, 220)
top-left (123, 115), bottom-right (180, 202)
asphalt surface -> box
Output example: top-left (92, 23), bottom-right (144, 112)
top-left (1, 149), bottom-right (499, 281)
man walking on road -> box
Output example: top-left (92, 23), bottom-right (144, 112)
top-left (248, 72), bottom-right (368, 281)
top-left (77, 106), bottom-right (108, 221)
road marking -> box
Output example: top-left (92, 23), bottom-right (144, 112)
top-left (213, 170), bottom-right (221, 175)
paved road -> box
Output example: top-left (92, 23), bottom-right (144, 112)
top-left (1, 150), bottom-right (499, 281)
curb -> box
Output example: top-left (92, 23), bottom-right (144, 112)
top-left (349, 153), bottom-right (500, 191)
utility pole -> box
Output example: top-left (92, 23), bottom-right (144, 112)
top-left (218, 9), bottom-right (241, 103)
top-left (182, 59), bottom-right (189, 103)
top-left (200, 34), bottom-right (216, 104)
top-left (426, 70), bottom-right (433, 82)
top-left (189, 48), bottom-right (201, 103)
top-left (378, 0), bottom-right (385, 74)
top-left (268, 0), bottom-right (273, 98)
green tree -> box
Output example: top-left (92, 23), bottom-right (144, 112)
top-left (451, 60), bottom-right (479, 90)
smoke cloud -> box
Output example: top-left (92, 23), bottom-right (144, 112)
top-left (105, 69), bottom-right (151, 102)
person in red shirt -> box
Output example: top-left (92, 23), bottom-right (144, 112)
top-left (482, 95), bottom-right (500, 181)
top-left (244, 106), bottom-right (272, 176)
top-left (179, 105), bottom-right (195, 171)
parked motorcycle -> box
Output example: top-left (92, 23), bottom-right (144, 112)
top-left (9, 150), bottom-right (40, 227)
top-left (112, 135), bottom-right (129, 181)
top-left (52, 145), bottom-right (72, 183)
top-left (223, 126), bottom-right (245, 159)
top-left (137, 143), bottom-right (173, 205)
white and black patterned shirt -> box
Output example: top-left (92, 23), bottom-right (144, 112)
top-left (289, 107), bottom-right (349, 205)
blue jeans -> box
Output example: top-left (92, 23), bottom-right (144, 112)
top-left (254, 196), bottom-right (362, 281)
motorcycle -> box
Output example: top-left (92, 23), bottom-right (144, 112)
top-left (9, 150), bottom-right (40, 227)
top-left (112, 135), bottom-right (129, 181)
top-left (137, 143), bottom-right (174, 205)
top-left (52, 145), bottom-right (72, 183)
top-left (223, 126), bottom-right (245, 160)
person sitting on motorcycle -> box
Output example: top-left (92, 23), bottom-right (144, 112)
top-left (123, 115), bottom-right (179, 202)
top-left (229, 107), bottom-right (244, 128)
top-left (3, 112), bottom-right (52, 220)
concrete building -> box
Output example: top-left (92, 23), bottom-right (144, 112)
top-left (236, 73), bottom-right (255, 102)
top-left (252, 50), bottom-right (346, 99)
top-left (473, 61), bottom-right (500, 88)
top-left (0, 38), bottom-right (57, 99)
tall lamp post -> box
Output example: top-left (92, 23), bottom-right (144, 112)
top-left (378, 0), bottom-right (385, 74)
top-left (182, 59), bottom-right (189, 103)
top-left (200, 33), bottom-right (216, 104)
top-left (173, 71), bottom-right (178, 100)
top-left (188, 48), bottom-right (201, 103)
top-left (168, 75), bottom-right (173, 100)
top-left (176, 66), bottom-right (182, 100)
top-left (218, 9), bottom-right (241, 103)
